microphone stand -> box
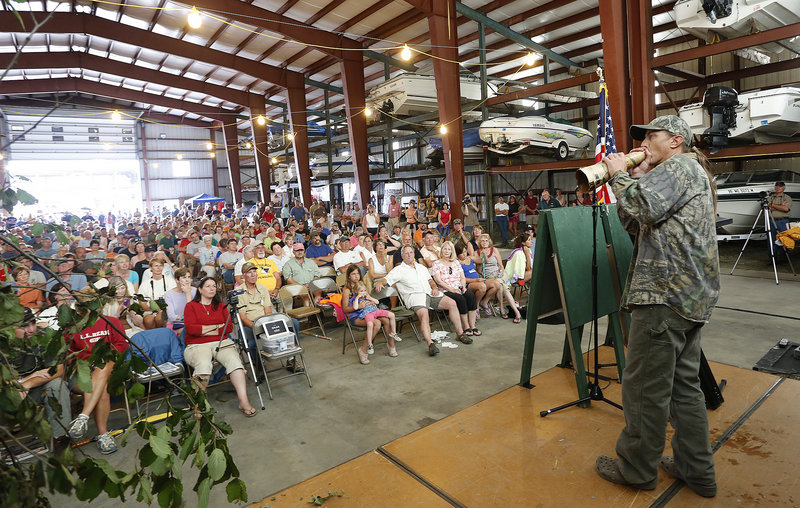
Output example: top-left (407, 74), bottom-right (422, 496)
top-left (541, 193), bottom-right (622, 417)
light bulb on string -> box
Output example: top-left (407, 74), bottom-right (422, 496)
top-left (364, 107), bottom-right (372, 117)
top-left (524, 52), bottom-right (536, 67)
top-left (176, 154), bottom-right (183, 160)
top-left (257, 115), bottom-right (266, 126)
top-left (209, 152), bottom-right (216, 158)
top-left (245, 142), bottom-right (252, 149)
top-left (187, 7), bottom-right (202, 29)
top-left (206, 142), bottom-right (213, 150)
top-left (0, 153), bottom-right (5, 161)
top-left (439, 124), bottom-right (447, 135)
top-left (271, 157), bottom-right (278, 165)
top-left (400, 44), bottom-right (412, 61)
top-left (287, 132), bottom-right (294, 141)
top-left (111, 110), bottom-right (121, 121)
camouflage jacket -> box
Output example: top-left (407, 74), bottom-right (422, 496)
top-left (608, 152), bottom-right (720, 322)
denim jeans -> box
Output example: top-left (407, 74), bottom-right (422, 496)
top-left (496, 215), bottom-right (509, 244)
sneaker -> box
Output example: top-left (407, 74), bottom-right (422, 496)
top-left (68, 414), bottom-right (89, 440)
top-left (660, 456), bottom-right (717, 498)
top-left (358, 348), bottom-right (370, 365)
top-left (595, 455), bottom-right (656, 490)
top-left (388, 332), bottom-right (403, 342)
top-left (96, 433), bottom-right (118, 455)
top-left (388, 347), bottom-right (398, 357)
top-left (428, 343), bottom-right (440, 357)
top-left (367, 344), bottom-right (374, 355)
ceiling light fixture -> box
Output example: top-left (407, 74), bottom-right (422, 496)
top-left (209, 152), bottom-right (216, 158)
top-left (524, 52), bottom-right (536, 67)
top-left (271, 157), bottom-right (278, 165)
top-left (287, 132), bottom-right (294, 141)
top-left (439, 124), bottom-right (447, 135)
top-left (111, 110), bottom-right (121, 121)
top-left (176, 154), bottom-right (183, 160)
top-left (187, 7), bottom-right (202, 29)
top-left (400, 44), bottom-right (412, 61)
top-left (206, 142), bottom-right (213, 150)
top-left (257, 115), bottom-right (266, 126)
top-left (245, 142), bottom-right (252, 149)
top-left (364, 107), bottom-right (372, 117)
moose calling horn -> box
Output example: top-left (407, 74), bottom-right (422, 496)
top-left (576, 151), bottom-right (646, 193)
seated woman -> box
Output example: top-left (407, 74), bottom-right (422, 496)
top-left (476, 234), bottom-right (522, 323)
top-left (341, 265), bottom-right (400, 365)
top-left (367, 240), bottom-right (397, 308)
top-left (183, 277), bottom-right (257, 417)
top-left (111, 254), bottom-right (139, 293)
top-left (102, 276), bottom-right (146, 336)
top-left (164, 268), bottom-right (197, 332)
top-left (504, 233), bottom-right (534, 286)
top-left (431, 241), bottom-right (479, 337)
top-left (137, 258), bottom-right (176, 329)
top-left (197, 235), bottom-right (220, 278)
top-left (455, 242), bottom-right (492, 320)
top-left (66, 288), bottom-right (129, 455)
top-left (38, 282), bottom-right (74, 329)
top-left (12, 266), bottom-right (45, 310)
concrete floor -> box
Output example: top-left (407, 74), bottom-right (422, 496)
top-left (54, 241), bottom-right (800, 507)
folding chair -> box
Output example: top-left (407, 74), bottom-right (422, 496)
top-left (252, 313), bottom-right (312, 399)
top-left (318, 265), bottom-right (336, 278)
top-left (125, 328), bottom-right (186, 421)
top-left (372, 285), bottom-right (420, 342)
top-left (309, 277), bottom-right (340, 320)
top-left (278, 284), bottom-right (327, 338)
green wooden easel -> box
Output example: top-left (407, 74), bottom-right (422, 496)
top-left (519, 205), bottom-right (633, 406)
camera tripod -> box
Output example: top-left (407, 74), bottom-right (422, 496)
top-left (730, 195), bottom-right (795, 285)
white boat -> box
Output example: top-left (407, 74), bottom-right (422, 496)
top-left (679, 87), bottom-right (800, 144)
top-left (478, 115), bottom-right (593, 160)
top-left (674, 0), bottom-right (800, 61)
top-left (714, 169), bottom-right (800, 235)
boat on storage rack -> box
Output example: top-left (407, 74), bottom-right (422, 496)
top-left (713, 169), bottom-right (800, 236)
top-left (674, 0), bottom-right (800, 61)
top-left (478, 116), bottom-right (593, 160)
top-left (679, 87), bottom-right (800, 144)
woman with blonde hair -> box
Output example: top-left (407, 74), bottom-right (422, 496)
top-left (476, 234), bottom-right (522, 323)
top-left (431, 241), bottom-right (479, 336)
top-left (342, 264), bottom-right (400, 364)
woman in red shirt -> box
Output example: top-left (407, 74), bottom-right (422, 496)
top-left (183, 277), bottom-right (257, 417)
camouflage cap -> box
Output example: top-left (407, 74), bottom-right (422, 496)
top-left (630, 115), bottom-right (693, 147)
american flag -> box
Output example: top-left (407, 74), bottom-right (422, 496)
top-left (595, 82), bottom-right (616, 204)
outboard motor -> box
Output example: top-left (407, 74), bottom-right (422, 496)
top-left (702, 0), bottom-right (732, 23)
top-left (702, 86), bottom-right (739, 154)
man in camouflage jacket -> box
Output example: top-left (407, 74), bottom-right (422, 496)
top-left (595, 115), bottom-right (719, 498)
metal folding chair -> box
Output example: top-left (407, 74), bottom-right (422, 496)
top-left (278, 284), bottom-right (327, 338)
top-left (372, 285), bottom-right (420, 342)
top-left (252, 313), bottom-right (312, 399)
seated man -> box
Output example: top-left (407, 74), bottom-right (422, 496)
top-left (66, 289), bottom-right (129, 454)
top-left (45, 253), bottom-right (88, 293)
top-left (237, 263), bottom-right (303, 374)
top-left (247, 243), bottom-right (282, 298)
top-left (419, 231), bottom-right (441, 269)
top-left (375, 244), bottom-right (470, 357)
top-left (13, 309), bottom-right (71, 452)
top-left (391, 230), bottom-right (424, 268)
top-left (282, 243), bottom-right (322, 306)
top-left (333, 236), bottom-right (366, 274)
top-left (217, 237), bottom-right (243, 284)
top-left (413, 222), bottom-right (429, 248)
top-left (305, 232), bottom-right (334, 267)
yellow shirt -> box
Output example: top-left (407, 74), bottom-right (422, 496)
top-left (249, 257), bottom-right (279, 290)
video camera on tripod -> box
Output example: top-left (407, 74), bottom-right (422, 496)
top-left (758, 190), bottom-right (772, 208)
top-left (226, 288), bottom-right (244, 306)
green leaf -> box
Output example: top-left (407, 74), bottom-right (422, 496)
top-left (30, 223), bottom-right (44, 237)
top-left (226, 479), bottom-right (247, 503)
top-left (207, 448), bottom-right (226, 482)
top-left (55, 230), bottom-right (70, 246)
top-left (76, 360), bottom-right (93, 393)
top-left (15, 188), bottom-right (37, 205)
top-left (149, 434), bottom-right (172, 459)
top-left (69, 215), bottom-right (81, 227)
top-left (57, 304), bottom-right (74, 328)
top-left (193, 441), bottom-right (206, 468)
top-left (197, 477), bottom-right (212, 508)
top-left (127, 382), bottom-right (145, 402)
top-left (139, 444), bottom-right (157, 467)
top-left (149, 456), bottom-right (170, 477)
top-left (179, 431), bottom-right (198, 462)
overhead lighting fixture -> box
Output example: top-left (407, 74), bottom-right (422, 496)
top-left (159, 132), bottom-right (167, 139)
top-left (103, 143), bottom-right (112, 150)
top-left (271, 157), bottom-right (278, 165)
top-left (286, 132), bottom-right (294, 141)
top-left (257, 115), bottom-right (266, 126)
top-left (245, 142), bottom-right (252, 149)
top-left (400, 44), bottom-right (412, 61)
top-left (176, 154), bottom-right (184, 160)
top-left (524, 52), bottom-right (536, 67)
top-left (364, 107), bottom-right (372, 117)
top-left (0, 153), bottom-right (5, 161)
top-left (209, 152), bottom-right (216, 158)
top-left (152, 162), bottom-right (159, 169)
top-left (187, 7), bottom-right (202, 29)
top-left (111, 110), bottom-right (121, 121)
top-left (439, 124), bottom-right (447, 135)
top-left (206, 142), bottom-right (213, 150)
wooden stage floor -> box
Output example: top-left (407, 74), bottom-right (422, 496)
top-left (253, 349), bottom-right (799, 507)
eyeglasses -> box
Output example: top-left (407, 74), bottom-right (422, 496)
top-left (294, 248), bottom-right (305, 252)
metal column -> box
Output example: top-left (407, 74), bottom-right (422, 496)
top-left (139, 121), bottom-right (152, 210)
top-left (287, 77), bottom-right (312, 207)
top-left (627, 0), bottom-right (656, 126)
top-left (479, 21), bottom-right (492, 235)
top-left (221, 120), bottom-right (243, 206)
top-left (340, 52), bottom-right (371, 208)
top-left (599, 0), bottom-right (632, 152)
top-left (248, 98), bottom-right (272, 205)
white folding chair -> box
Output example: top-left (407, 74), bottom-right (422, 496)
top-left (252, 313), bottom-right (312, 399)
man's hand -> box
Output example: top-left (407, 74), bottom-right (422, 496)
top-left (431, 286), bottom-right (440, 297)
top-left (602, 152), bottom-right (629, 178)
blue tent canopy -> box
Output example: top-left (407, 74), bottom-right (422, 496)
top-left (185, 193), bottom-right (225, 204)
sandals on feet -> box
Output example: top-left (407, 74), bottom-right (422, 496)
top-left (464, 329), bottom-right (474, 336)
top-left (358, 348), bottom-right (370, 365)
top-left (240, 406), bottom-right (257, 417)
top-left (471, 328), bottom-right (482, 336)
top-left (501, 313), bottom-right (510, 319)
top-left (513, 317), bottom-right (521, 324)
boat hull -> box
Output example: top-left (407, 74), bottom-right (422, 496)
top-left (478, 116), bottom-right (593, 159)
top-left (714, 170), bottom-right (800, 234)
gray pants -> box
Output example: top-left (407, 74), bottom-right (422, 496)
top-left (28, 378), bottom-right (72, 439)
top-left (615, 305), bottom-right (715, 489)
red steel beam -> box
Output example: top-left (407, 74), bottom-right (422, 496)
top-left (651, 22), bottom-right (800, 67)
top-left (488, 158), bottom-right (593, 174)
top-left (706, 140), bottom-right (800, 161)
top-left (599, 0), bottom-right (631, 152)
top-left (485, 73), bottom-right (598, 107)
top-left (248, 100), bottom-right (272, 204)
top-left (428, 0), bottom-right (466, 213)
top-left (627, 0), bottom-right (655, 127)
top-left (286, 80), bottom-right (312, 207)
top-left (340, 53), bottom-right (371, 208)
top-left (0, 12), bottom-right (302, 89)
top-left (209, 129), bottom-right (220, 196)
top-left (661, 57), bottom-right (800, 93)
top-left (221, 120), bottom-right (243, 206)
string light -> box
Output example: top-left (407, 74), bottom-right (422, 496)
top-left (0, 153), bottom-right (5, 161)
top-left (271, 157), bottom-right (278, 164)
top-left (103, 143), bottom-right (112, 150)
top-left (111, 110), bottom-right (121, 121)
top-left (205, 142), bottom-right (213, 150)
top-left (245, 142), bottom-right (252, 149)
top-left (524, 52), bottom-right (536, 67)
top-left (176, 154), bottom-right (183, 160)
top-left (286, 132), bottom-right (294, 141)
top-left (400, 44), bottom-right (412, 61)
top-left (209, 152), bottom-right (216, 158)
top-left (257, 115), bottom-right (266, 126)
top-left (187, 7), bottom-right (202, 29)
top-left (439, 124), bottom-right (447, 135)
top-left (364, 107), bottom-right (372, 117)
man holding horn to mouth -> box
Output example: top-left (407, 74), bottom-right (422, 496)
top-left (594, 115), bottom-right (719, 498)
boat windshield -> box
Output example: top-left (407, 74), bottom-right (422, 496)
top-left (748, 170), bottom-right (788, 183)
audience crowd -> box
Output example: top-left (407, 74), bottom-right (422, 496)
top-left (0, 192), bottom-right (552, 456)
